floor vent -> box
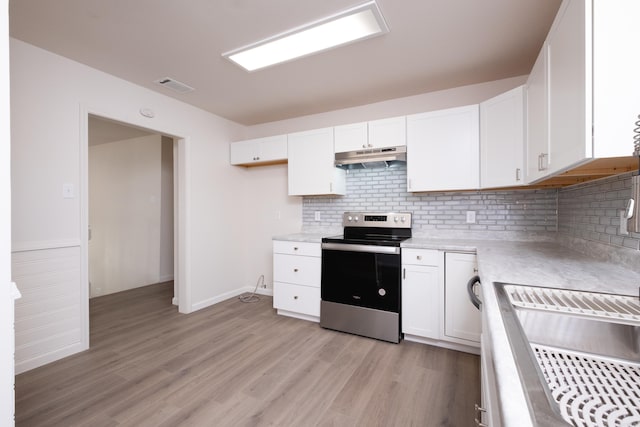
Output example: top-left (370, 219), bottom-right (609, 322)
top-left (154, 77), bottom-right (194, 93)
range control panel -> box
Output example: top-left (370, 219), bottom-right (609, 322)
top-left (342, 212), bottom-right (412, 228)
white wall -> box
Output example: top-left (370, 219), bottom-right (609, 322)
top-left (10, 38), bottom-right (247, 372)
top-left (89, 134), bottom-right (173, 297)
top-left (1, 0), bottom-right (16, 424)
top-left (245, 75), bottom-right (527, 138)
top-left (237, 164), bottom-right (302, 292)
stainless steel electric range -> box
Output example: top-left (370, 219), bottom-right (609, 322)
top-left (320, 212), bottom-right (412, 343)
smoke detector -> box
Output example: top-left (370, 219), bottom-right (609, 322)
top-left (154, 77), bottom-right (194, 94)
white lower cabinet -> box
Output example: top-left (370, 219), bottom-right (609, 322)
top-left (480, 332), bottom-right (501, 427)
top-left (444, 252), bottom-right (481, 345)
top-left (273, 282), bottom-right (320, 318)
top-left (402, 249), bottom-right (443, 339)
top-left (402, 248), bottom-right (479, 353)
top-left (272, 240), bottom-right (321, 321)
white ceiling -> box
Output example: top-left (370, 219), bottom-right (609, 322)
top-left (9, 0), bottom-right (561, 126)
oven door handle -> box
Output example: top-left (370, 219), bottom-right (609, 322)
top-left (321, 242), bottom-right (400, 255)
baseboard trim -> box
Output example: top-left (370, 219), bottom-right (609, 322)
top-left (254, 287), bottom-right (273, 297)
top-left (15, 342), bottom-right (88, 374)
top-left (190, 285), bottom-right (274, 312)
top-left (403, 334), bottom-right (480, 355)
top-left (158, 274), bottom-right (174, 283)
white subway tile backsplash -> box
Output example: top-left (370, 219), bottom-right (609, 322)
top-left (302, 164), bottom-right (558, 234)
top-left (558, 171), bottom-right (640, 251)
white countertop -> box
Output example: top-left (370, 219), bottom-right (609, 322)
top-left (273, 232), bottom-right (640, 425)
top-left (272, 233), bottom-right (325, 243)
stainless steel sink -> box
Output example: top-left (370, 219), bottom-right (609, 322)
top-left (495, 283), bottom-right (640, 427)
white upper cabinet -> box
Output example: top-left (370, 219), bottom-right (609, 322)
top-left (229, 135), bottom-right (287, 166)
top-left (525, 0), bottom-right (640, 183)
top-left (546, 0), bottom-right (591, 173)
top-left (368, 116), bottom-right (406, 149)
top-left (592, 0), bottom-right (640, 158)
top-left (406, 105), bottom-right (480, 192)
top-left (334, 122), bottom-right (368, 152)
top-left (287, 127), bottom-right (346, 196)
top-left (480, 86), bottom-right (525, 189)
top-left (525, 46), bottom-right (550, 182)
top-left (334, 116), bottom-right (406, 153)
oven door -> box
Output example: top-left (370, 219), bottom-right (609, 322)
top-left (321, 243), bottom-right (400, 313)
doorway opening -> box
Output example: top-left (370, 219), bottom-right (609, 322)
top-left (88, 116), bottom-right (175, 300)
top-left (81, 110), bottom-right (190, 349)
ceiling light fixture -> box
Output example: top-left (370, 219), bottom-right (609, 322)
top-left (222, 1), bottom-right (389, 72)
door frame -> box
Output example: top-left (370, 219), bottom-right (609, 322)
top-left (79, 106), bottom-right (192, 347)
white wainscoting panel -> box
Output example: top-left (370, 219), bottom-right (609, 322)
top-left (13, 245), bottom-right (86, 373)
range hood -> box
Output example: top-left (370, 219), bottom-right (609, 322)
top-left (335, 146), bottom-right (406, 170)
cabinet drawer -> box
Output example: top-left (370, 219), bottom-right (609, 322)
top-left (273, 282), bottom-right (320, 317)
top-left (402, 248), bottom-right (441, 266)
top-left (273, 254), bottom-right (321, 287)
top-left (273, 240), bottom-right (321, 257)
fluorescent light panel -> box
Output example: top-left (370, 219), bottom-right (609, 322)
top-left (223, 1), bottom-right (388, 71)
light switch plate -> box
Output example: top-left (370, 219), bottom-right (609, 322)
top-left (314, 211), bottom-right (321, 221)
top-left (62, 183), bottom-right (75, 199)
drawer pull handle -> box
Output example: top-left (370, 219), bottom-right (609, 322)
top-left (416, 255), bottom-right (422, 260)
top-left (293, 296), bottom-right (298, 300)
top-left (294, 268), bottom-right (299, 272)
top-left (293, 247), bottom-right (299, 251)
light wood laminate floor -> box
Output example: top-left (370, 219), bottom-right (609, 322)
top-left (15, 282), bottom-right (480, 426)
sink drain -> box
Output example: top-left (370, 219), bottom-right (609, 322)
top-left (533, 344), bottom-right (640, 427)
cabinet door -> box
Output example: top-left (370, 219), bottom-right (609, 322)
top-left (547, 0), bottom-right (591, 172)
top-left (406, 105), bottom-right (479, 192)
top-left (592, 1), bottom-right (640, 158)
top-left (288, 127), bottom-right (346, 196)
top-left (259, 135), bottom-right (288, 162)
top-left (368, 116), bottom-right (406, 149)
top-left (480, 86), bottom-right (525, 189)
top-left (402, 264), bottom-right (441, 339)
top-left (525, 46), bottom-right (550, 183)
top-left (444, 252), bottom-right (480, 344)
top-left (229, 135), bottom-right (287, 165)
top-left (334, 122), bottom-right (367, 153)
top-left (229, 139), bottom-right (259, 165)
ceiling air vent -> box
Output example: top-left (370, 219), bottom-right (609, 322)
top-left (154, 77), bottom-right (194, 94)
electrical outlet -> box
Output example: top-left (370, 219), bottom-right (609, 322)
top-left (314, 211), bottom-right (321, 221)
top-left (466, 211), bottom-right (476, 224)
